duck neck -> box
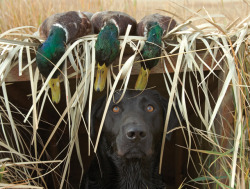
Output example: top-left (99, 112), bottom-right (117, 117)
top-left (101, 22), bottom-right (119, 39)
top-left (140, 23), bottom-right (163, 70)
top-left (36, 26), bottom-right (67, 78)
top-left (45, 25), bottom-right (67, 48)
top-left (146, 22), bottom-right (163, 46)
top-left (95, 22), bottom-right (120, 65)
top-left (38, 26), bottom-right (67, 64)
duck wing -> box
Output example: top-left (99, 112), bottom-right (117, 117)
top-left (137, 13), bottom-right (177, 37)
top-left (39, 11), bottom-right (92, 43)
top-left (91, 11), bottom-right (137, 35)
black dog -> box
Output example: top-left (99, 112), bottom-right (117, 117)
top-left (81, 90), bottom-right (181, 189)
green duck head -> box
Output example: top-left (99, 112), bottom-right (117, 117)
top-left (135, 22), bottom-right (163, 90)
top-left (36, 25), bottom-right (67, 103)
top-left (94, 22), bottom-right (120, 92)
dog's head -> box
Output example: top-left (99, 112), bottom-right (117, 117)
top-left (87, 90), bottom-right (182, 159)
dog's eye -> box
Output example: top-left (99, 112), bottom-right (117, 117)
top-left (112, 106), bottom-right (120, 113)
top-left (146, 105), bottom-right (154, 112)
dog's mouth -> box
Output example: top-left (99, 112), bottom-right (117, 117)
top-left (117, 146), bottom-right (153, 159)
top-left (124, 148), bottom-right (146, 159)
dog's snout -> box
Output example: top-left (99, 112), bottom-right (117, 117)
top-left (126, 127), bottom-right (147, 141)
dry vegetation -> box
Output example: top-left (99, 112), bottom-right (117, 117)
top-left (0, 0), bottom-right (249, 189)
top-left (0, 0), bottom-right (249, 32)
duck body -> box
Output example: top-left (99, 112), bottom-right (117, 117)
top-left (91, 11), bottom-right (137, 92)
top-left (135, 14), bottom-right (177, 90)
top-left (36, 11), bottom-right (92, 103)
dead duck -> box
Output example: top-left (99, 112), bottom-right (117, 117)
top-left (91, 11), bottom-right (137, 92)
top-left (36, 11), bottom-right (93, 103)
top-left (135, 14), bottom-right (177, 90)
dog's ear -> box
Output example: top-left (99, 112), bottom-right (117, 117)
top-left (85, 95), bottom-right (107, 139)
top-left (160, 96), bottom-right (182, 140)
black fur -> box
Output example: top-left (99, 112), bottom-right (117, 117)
top-left (81, 90), bottom-right (181, 189)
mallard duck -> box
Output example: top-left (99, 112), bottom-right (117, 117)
top-left (36, 11), bottom-right (93, 103)
top-left (135, 14), bottom-right (177, 90)
top-left (91, 11), bottom-right (137, 92)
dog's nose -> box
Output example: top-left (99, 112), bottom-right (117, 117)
top-left (126, 127), bottom-right (147, 141)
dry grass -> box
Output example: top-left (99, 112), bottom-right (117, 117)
top-left (0, 0), bottom-right (249, 33)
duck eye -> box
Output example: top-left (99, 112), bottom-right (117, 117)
top-left (112, 106), bottom-right (120, 113)
top-left (146, 105), bottom-right (154, 112)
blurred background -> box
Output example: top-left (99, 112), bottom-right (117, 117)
top-left (0, 0), bottom-right (249, 33)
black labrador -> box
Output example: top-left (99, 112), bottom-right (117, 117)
top-left (81, 89), bottom-right (181, 189)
